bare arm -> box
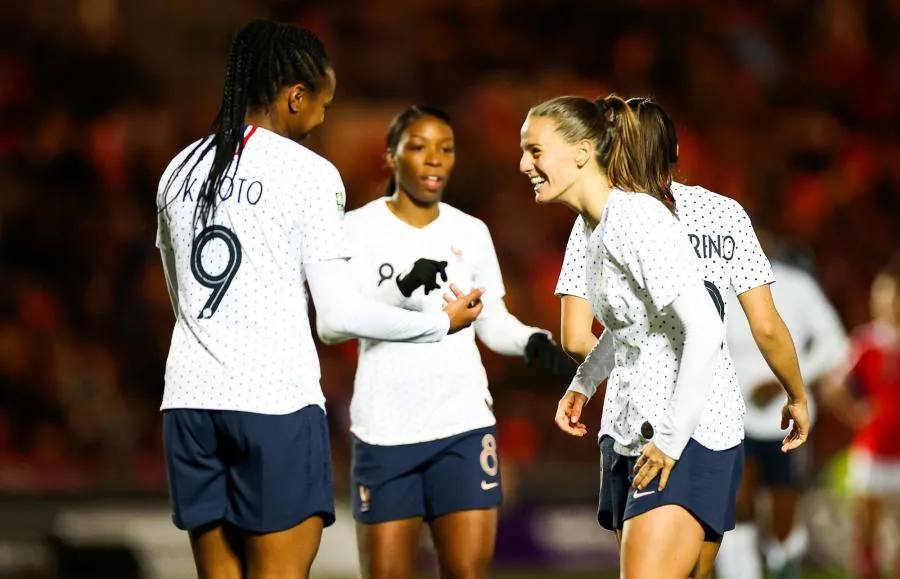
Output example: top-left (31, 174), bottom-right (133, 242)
top-left (737, 284), bottom-right (807, 404)
top-left (560, 295), bottom-right (599, 363)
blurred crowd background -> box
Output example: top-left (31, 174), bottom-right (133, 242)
top-left (0, 0), bottom-right (898, 573)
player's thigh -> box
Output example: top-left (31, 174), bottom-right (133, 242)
top-left (621, 504), bottom-right (705, 579)
top-left (430, 508), bottom-right (498, 579)
top-left (623, 440), bottom-right (744, 544)
top-left (224, 405), bottom-right (336, 534)
top-left (351, 435), bottom-right (429, 525)
top-left (356, 518), bottom-right (424, 579)
top-left (352, 435), bottom-right (431, 578)
top-left (243, 515), bottom-right (324, 579)
top-left (163, 409), bottom-right (229, 532)
top-left (188, 523), bottom-right (243, 579)
top-left (691, 540), bottom-right (721, 579)
top-left (422, 427), bottom-right (502, 521)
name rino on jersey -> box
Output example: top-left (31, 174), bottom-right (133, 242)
top-left (156, 127), bottom-right (350, 415)
top-left (556, 183), bottom-right (775, 454)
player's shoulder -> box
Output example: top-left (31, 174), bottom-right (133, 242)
top-left (251, 129), bottom-right (341, 185)
top-left (609, 190), bottom-right (679, 239)
top-left (345, 197), bottom-right (388, 223)
top-left (678, 183), bottom-right (746, 213)
top-left (613, 189), bottom-right (672, 217)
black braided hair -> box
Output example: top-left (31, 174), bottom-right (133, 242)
top-left (160, 20), bottom-right (331, 230)
top-left (383, 105), bottom-right (452, 196)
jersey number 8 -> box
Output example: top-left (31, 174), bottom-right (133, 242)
top-left (191, 225), bottom-right (242, 319)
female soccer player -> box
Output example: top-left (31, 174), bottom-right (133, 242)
top-left (317, 105), bottom-right (571, 579)
top-left (824, 254), bottom-right (900, 579)
top-left (551, 98), bottom-right (811, 578)
top-left (155, 22), bottom-right (483, 579)
top-left (519, 94), bottom-right (794, 578)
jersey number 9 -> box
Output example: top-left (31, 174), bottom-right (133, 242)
top-left (191, 225), bottom-right (242, 319)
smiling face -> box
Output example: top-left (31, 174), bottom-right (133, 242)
top-left (519, 114), bottom-right (585, 204)
top-left (388, 115), bottom-right (455, 206)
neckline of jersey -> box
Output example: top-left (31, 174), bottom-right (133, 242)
top-left (379, 198), bottom-right (444, 231)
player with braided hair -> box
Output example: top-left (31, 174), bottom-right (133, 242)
top-left (156, 20), bottom-right (483, 579)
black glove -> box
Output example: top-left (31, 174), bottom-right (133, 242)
top-left (524, 333), bottom-right (574, 377)
top-left (396, 258), bottom-right (448, 297)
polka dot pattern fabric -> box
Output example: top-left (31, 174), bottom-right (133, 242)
top-left (558, 185), bottom-right (773, 455)
top-left (156, 127), bottom-right (350, 414)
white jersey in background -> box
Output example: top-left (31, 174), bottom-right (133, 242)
top-left (557, 183), bottom-right (775, 455)
top-left (323, 199), bottom-right (544, 445)
top-left (156, 126), bottom-right (350, 414)
top-left (727, 260), bottom-right (848, 439)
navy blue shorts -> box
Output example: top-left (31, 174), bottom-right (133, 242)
top-left (744, 436), bottom-right (806, 489)
top-left (597, 437), bottom-right (744, 541)
top-left (351, 426), bottom-right (502, 524)
top-left (163, 405), bottom-right (335, 533)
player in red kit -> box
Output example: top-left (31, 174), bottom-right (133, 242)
top-left (825, 253), bottom-right (900, 579)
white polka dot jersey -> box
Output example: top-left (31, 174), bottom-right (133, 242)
top-left (558, 184), bottom-right (774, 455)
top-left (156, 126), bottom-right (350, 414)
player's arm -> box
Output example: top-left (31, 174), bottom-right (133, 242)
top-left (467, 222), bottom-right (570, 375)
top-left (555, 217), bottom-right (599, 362)
top-left (560, 295), bottom-right (598, 363)
top-left (729, 201), bottom-right (808, 406)
top-left (304, 165), bottom-right (482, 344)
top-left (155, 208), bottom-right (180, 318)
top-left (736, 285), bottom-right (806, 405)
top-left (309, 258), bottom-right (482, 343)
top-left (567, 328), bottom-right (614, 400)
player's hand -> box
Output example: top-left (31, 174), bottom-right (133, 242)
top-left (632, 442), bottom-right (676, 492)
top-left (525, 333), bottom-right (575, 377)
top-left (555, 391), bottom-right (588, 437)
top-left (780, 395), bottom-right (810, 453)
top-left (442, 284), bottom-right (484, 334)
top-left (751, 380), bottom-right (783, 407)
top-left (396, 258), bottom-right (448, 297)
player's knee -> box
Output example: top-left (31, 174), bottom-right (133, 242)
top-left (246, 561), bottom-right (309, 579)
top-left (195, 559), bottom-right (242, 579)
top-left (365, 558), bottom-right (417, 579)
top-left (439, 552), bottom-right (491, 579)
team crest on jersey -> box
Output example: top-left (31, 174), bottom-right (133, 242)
top-left (335, 190), bottom-right (346, 217)
top-left (358, 485), bottom-right (371, 512)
